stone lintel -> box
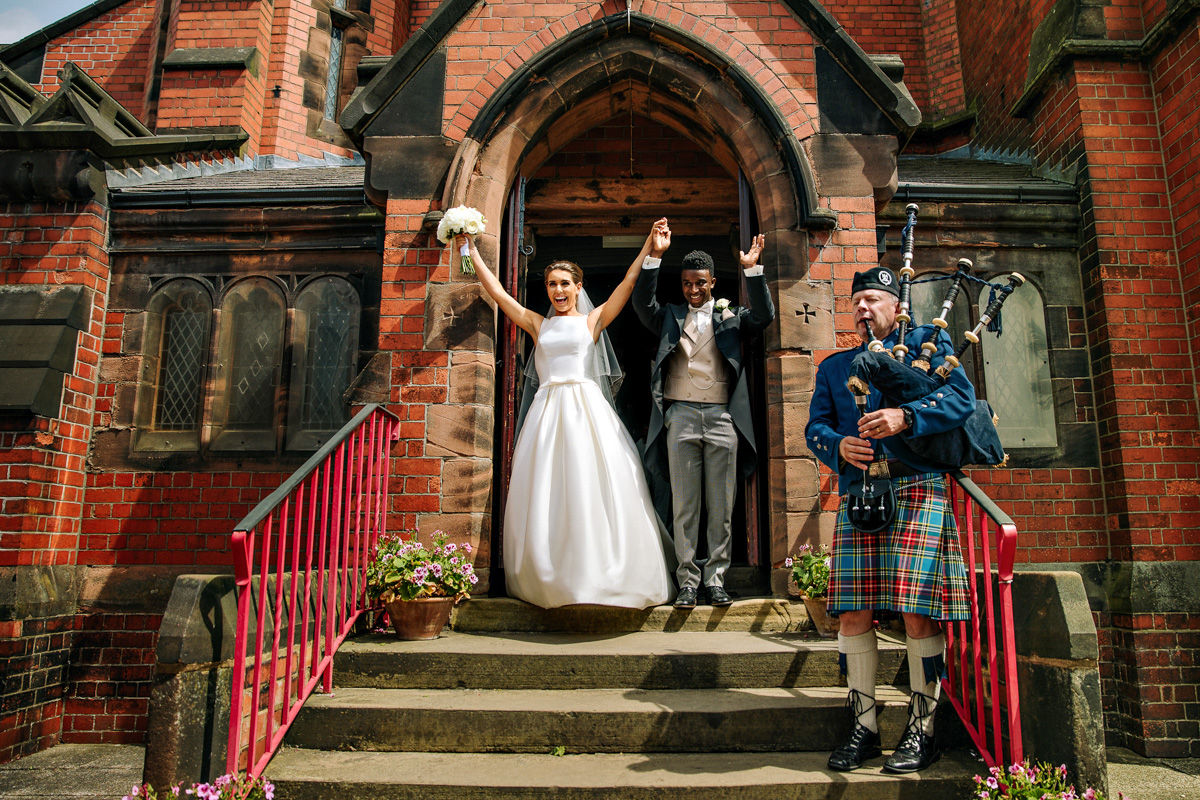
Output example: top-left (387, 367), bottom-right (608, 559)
top-left (0, 565), bottom-right (79, 620)
top-left (162, 47), bottom-right (259, 77)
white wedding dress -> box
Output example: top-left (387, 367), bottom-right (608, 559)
top-left (504, 315), bottom-right (674, 608)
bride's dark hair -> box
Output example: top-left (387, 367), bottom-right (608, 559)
top-left (544, 261), bottom-right (583, 284)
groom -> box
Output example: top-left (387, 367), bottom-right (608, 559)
top-left (632, 221), bottom-right (774, 608)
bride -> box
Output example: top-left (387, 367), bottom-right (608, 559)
top-left (456, 221), bottom-right (674, 609)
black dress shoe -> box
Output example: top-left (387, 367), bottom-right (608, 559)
top-left (882, 728), bottom-right (939, 773)
top-left (882, 692), bottom-right (940, 773)
top-left (827, 723), bottom-right (882, 772)
top-left (673, 587), bottom-right (698, 608)
top-left (707, 586), bottom-right (733, 606)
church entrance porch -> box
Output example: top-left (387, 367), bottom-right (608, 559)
top-left (484, 111), bottom-right (773, 597)
top-left (395, 23), bottom-right (838, 599)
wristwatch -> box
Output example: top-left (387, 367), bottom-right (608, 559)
top-left (901, 406), bottom-right (915, 430)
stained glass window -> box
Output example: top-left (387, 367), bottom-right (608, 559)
top-left (211, 279), bottom-right (286, 450)
top-left (909, 274), bottom-right (976, 380)
top-left (135, 279), bottom-right (212, 451)
top-left (979, 284), bottom-right (1057, 447)
top-left (324, 1), bottom-right (346, 121)
top-left (288, 277), bottom-right (360, 449)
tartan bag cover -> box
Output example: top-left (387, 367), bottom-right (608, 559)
top-left (827, 473), bottom-right (971, 621)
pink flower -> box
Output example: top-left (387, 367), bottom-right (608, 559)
top-left (785, 558), bottom-right (793, 568)
top-left (986, 777), bottom-right (999, 789)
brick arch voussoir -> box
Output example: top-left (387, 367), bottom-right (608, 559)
top-left (444, 8), bottom-right (816, 154)
top-left (444, 39), bottom-right (822, 255)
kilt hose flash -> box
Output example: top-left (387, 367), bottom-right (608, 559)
top-left (828, 473), bottom-right (971, 621)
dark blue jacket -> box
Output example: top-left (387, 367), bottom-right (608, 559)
top-left (805, 324), bottom-right (976, 495)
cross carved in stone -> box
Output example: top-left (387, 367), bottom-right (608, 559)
top-left (796, 303), bottom-right (818, 323)
top-left (442, 306), bottom-right (459, 326)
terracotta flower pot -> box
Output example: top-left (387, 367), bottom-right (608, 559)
top-left (384, 596), bottom-right (456, 640)
top-left (802, 595), bottom-right (840, 638)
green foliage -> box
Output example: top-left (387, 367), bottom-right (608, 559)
top-left (971, 760), bottom-right (1120, 800)
top-left (550, 746), bottom-right (566, 757)
top-left (122, 773), bottom-right (273, 799)
top-left (785, 543), bottom-right (831, 599)
top-left (365, 531), bottom-right (478, 603)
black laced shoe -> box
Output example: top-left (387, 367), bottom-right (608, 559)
top-left (707, 586), bottom-right (733, 607)
top-left (827, 689), bottom-right (882, 772)
top-left (882, 691), bottom-right (941, 774)
top-left (673, 587), bottom-right (698, 608)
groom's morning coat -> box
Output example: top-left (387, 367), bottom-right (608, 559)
top-left (632, 266), bottom-right (775, 486)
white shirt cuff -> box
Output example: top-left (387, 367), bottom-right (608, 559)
top-left (743, 265), bottom-right (764, 277)
top-left (642, 256), bottom-right (662, 270)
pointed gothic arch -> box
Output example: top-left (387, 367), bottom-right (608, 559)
top-left (440, 14), bottom-right (834, 256)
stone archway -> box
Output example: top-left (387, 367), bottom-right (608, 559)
top-left (432, 20), bottom-right (835, 593)
top-left (442, 19), bottom-right (827, 262)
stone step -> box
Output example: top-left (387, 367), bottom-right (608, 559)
top-left (286, 686), bottom-right (916, 753)
top-left (334, 630), bottom-right (908, 690)
top-left (266, 748), bottom-right (983, 800)
top-left (449, 597), bottom-right (813, 634)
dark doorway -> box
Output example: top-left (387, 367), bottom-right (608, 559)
top-left (492, 228), bottom-right (770, 596)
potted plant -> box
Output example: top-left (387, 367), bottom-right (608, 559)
top-left (365, 531), bottom-right (478, 640)
top-left (785, 543), bottom-right (838, 637)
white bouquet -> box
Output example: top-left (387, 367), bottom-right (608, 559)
top-left (436, 205), bottom-right (487, 275)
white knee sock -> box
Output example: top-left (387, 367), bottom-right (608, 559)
top-left (839, 629), bottom-right (879, 732)
top-left (907, 632), bottom-right (945, 736)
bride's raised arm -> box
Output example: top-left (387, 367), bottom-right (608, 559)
top-left (589, 218), bottom-right (670, 341)
top-left (456, 234), bottom-right (544, 341)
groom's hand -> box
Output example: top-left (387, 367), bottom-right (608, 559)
top-left (738, 233), bottom-right (765, 269)
top-left (649, 218), bottom-right (671, 258)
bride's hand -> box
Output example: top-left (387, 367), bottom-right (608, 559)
top-left (454, 232), bottom-right (474, 252)
top-left (649, 218), bottom-right (670, 257)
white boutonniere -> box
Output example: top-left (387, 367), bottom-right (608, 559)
top-left (714, 298), bottom-right (733, 320)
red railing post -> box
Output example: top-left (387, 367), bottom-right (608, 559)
top-left (227, 405), bottom-right (400, 778)
top-left (941, 470), bottom-right (1023, 769)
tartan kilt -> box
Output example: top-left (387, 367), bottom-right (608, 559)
top-left (827, 473), bottom-right (970, 621)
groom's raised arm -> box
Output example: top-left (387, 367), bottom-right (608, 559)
top-left (632, 221), bottom-right (670, 335)
top-left (736, 233), bottom-right (775, 334)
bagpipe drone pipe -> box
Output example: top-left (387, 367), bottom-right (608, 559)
top-left (849, 205), bottom-right (1025, 475)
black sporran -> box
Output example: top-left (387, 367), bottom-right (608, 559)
top-left (846, 474), bottom-right (898, 533)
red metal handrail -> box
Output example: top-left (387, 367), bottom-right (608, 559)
top-left (226, 404), bottom-right (400, 778)
top-left (944, 470), bottom-right (1023, 769)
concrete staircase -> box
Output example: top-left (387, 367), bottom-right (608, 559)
top-left (266, 599), bottom-right (982, 799)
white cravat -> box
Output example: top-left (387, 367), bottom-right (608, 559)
top-left (687, 299), bottom-right (715, 337)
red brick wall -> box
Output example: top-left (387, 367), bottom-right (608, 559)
top-left (0, 616), bottom-right (73, 762)
top-left (438, 1), bottom-right (820, 142)
top-left (1151, 19), bottom-right (1200, 370)
top-left (954, 1), bottom-right (1039, 156)
top-left (380, 199), bottom-right (446, 536)
top-left (0, 202), bottom-right (111, 567)
top-left (0, 199), bottom-right (113, 757)
top-left (822, 0), bottom-right (929, 113)
top-left (61, 613), bottom-right (160, 745)
top-left (994, 6), bottom-right (1200, 752)
top-left (156, 0), bottom-right (272, 152)
top-left (35, 0), bottom-right (159, 123)
top-left (919, 0), bottom-right (967, 122)
top-left (78, 473), bottom-right (279, 568)
top-left (366, 0), bottom-right (410, 54)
